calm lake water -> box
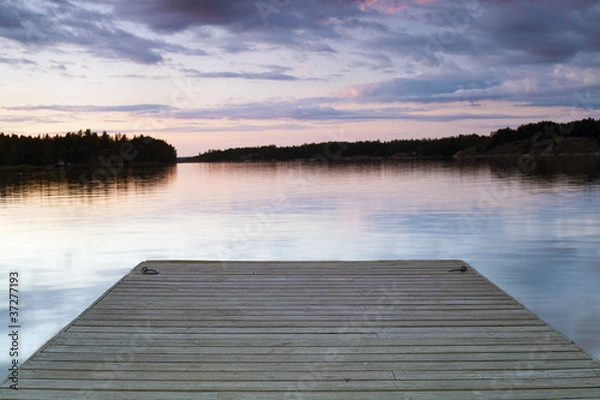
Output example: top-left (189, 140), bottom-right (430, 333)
top-left (1, 158), bottom-right (599, 373)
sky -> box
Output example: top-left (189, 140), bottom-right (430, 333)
top-left (1, 0), bottom-right (600, 156)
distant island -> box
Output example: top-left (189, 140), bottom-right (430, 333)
top-left (0, 129), bottom-right (177, 167)
top-left (183, 118), bottom-right (600, 163)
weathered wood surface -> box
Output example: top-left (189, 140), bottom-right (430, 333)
top-left (2, 260), bottom-right (600, 399)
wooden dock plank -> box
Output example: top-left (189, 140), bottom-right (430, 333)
top-left (2, 260), bottom-right (600, 399)
top-left (19, 368), bottom-right (600, 381)
top-left (12, 378), bottom-right (600, 391)
top-left (22, 359), bottom-right (600, 373)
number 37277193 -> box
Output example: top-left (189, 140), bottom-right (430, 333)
top-left (9, 272), bottom-right (19, 324)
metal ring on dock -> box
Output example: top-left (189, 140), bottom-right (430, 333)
top-left (448, 266), bottom-right (468, 273)
top-left (141, 266), bottom-right (160, 275)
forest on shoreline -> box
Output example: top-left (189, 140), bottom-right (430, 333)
top-left (188, 118), bottom-right (600, 163)
top-left (2, 119), bottom-right (599, 167)
top-left (0, 129), bottom-right (177, 167)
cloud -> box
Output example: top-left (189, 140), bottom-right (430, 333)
top-left (338, 77), bottom-right (502, 103)
top-left (219, 42), bottom-right (257, 54)
top-left (356, 0), bottom-right (600, 73)
top-left (168, 98), bottom-right (523, 122)
top-left (0, 56), bottom-right (37, 66)
top-left (0, 1), bottom-right (174, 64)
top-left (179, 64), bottom-right (325, 81)
top-left (109, 0), bottom-right (372, 53)
top-left (111, 0), bottom-right (442, 35)
top-left (336, 72), bottom-right (600, 110)
top-left (2, 0), bottom-right (600, 133)
top-left (329, 17), bottom-right (392, 35)
top-left (349, 52), bottom-right (394, 71)
top-left (5, 104), bottom-right (170, 114)
top-left (132, 122), bottom-right (313, 134)
top-left (4, 97), bottom-right (523, 124)
top-left (181, 68), bottom-right (298, 81)
top-left (356, 0), bottom-right (440, 13)
top-left (464, 0), bottom-right (600, 66)
top-left (113, 0), bottom-right (255, 32)
top-left (2, 0), bottom-right (598, 72)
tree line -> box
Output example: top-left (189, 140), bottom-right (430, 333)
top-left (473, 118), bottom-right (600, 153)
top-left (196, 134), bottom-right (483, 162)
top-left (0, 129), bottom-right (177, 166)
top-left (192, 118), bottom-right (600, 162)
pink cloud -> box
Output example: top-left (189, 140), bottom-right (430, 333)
top-left (335, 81), bottom-right (376, 100)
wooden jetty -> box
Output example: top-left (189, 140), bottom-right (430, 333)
top-left (2, 260), bottom-right (600, 399)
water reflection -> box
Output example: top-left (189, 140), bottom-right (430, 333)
top-left (0, 165), bottom-right (176, 202)
top-left (486, 155), bottom-right (600, 183)
top-left (0, 159), bottom-right (599, 375)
